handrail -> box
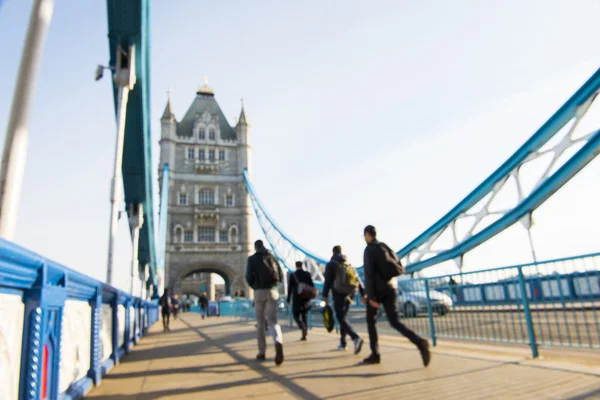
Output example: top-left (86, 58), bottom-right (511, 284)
top-left (0, 237), bottom-right (159, 399)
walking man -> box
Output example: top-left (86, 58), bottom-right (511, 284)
top-left (322, 245), bottom-right (364, 353)
top-left (286, 261), bottom-right (314, 341)
top-left (362, 225), bottom-right (431, 366)
top-left (159, 289), bottom-right (172, 332)
top-left (199, 292), bottom-right (209, 319)
top-left (246, 240), bottom-right (285, 366)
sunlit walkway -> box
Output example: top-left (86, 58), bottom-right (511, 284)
top-left (87, 314), bottom-right (600, 399)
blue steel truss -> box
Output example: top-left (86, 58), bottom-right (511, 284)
top-left (105, 0), bottom-right (157, 288)
top-left (244, 170), bottom-right (326, 286)
top-left (244, 67), bottom-right (600, 280)
top-left (400, 67), bottom-right (600, 273)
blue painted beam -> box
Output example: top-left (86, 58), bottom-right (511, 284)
top-left (406, 128), bottom-right (600, 272)
top-left (243, 169), bottom-right (328, 265)
top-left (397, 67), bottom-right (600, 261)
top-left (105, 0), bottom-right (156, 284)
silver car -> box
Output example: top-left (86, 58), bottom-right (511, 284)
top-left (398, 280), bottom-right (453, 318)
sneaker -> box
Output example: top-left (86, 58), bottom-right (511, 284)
top-left (337, 344), bottom-right (347, 351)
top-left (275, 343), bottom-right (284, 366)
top-left (256, 354), bottom-right (266, 361)
top-left (417, 339), bottom-right (431, 367)
top-left (353, 338), bottom-right (364, 355)
top-left (363, 353), bottom-right (381, 364)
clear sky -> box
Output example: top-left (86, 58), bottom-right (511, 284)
top-left (1, 0), bottom-right (600, 291)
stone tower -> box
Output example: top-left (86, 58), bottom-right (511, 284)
top-left (159, 79), bottom-right (253, 299)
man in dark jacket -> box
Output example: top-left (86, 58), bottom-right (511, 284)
top-left (286, 261), bottom-right (314, 341)
top-left (362, 225), bottom-right (431, 366)
top-left (322, 246), bottom-right (364, 353)
top-left (199, 292), bottom-right (209, 319)
top-left (246, 240), bottom-right (285, 366)
top-left (159, 289), bottom-right (171, 332)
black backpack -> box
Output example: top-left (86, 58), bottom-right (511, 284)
top-left (257, 252), bottom-right (280, 287)
top-left (376, 242), bottom-right (405, 281)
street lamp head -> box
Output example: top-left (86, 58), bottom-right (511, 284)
top-left (95, 65), bottom-right (104, 81)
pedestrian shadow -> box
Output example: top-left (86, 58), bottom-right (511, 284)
top-left (103, 363), bottom-right (246, 379)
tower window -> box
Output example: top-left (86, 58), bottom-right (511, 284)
top-left (209, 150), bottom-right (215, 160)
top-left (209, 129), bottom-right (216, 140)
top-left (197, 226), bottom-right (215, 242)
top-left (187, 148), bottom-right (195, 159)
top-left (226, 195), bottom-right (233, 207)
top-left (184, 230), bottom-right (194, 242)
top-left (178, 193), bottom-right (187, 205)
top-left (199, 128), bottom-right (206, 140)
top-left (198, 189), bottom-right (215, 205)
top-left (199, 149), bottom-right (205, 160)
top-left (219, 231), bottom-right (229, 243)
top-left (219, 150), bottom-right (226, 160)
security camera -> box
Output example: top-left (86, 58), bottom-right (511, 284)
top-left (95, 65), bottom-right (104, 81)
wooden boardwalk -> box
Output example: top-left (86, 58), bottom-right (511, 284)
top-left (87, 313), bottom-right (600, 399)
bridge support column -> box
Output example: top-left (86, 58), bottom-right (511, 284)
top-left (18, 272), bottom-right (67, 400)
top-left (129, 203), bottom-right (144, 295)
top-left (0, 0), bottom-right (54, 240)
top-left (106, 44), bottom-right (136, 285)
top-left (88, 288), bottom-right (102, 386)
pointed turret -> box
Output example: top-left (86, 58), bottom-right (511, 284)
top-left (238, 98), bottom-right (249, 126)
top-left (161, 88), bottom-right (175, 121)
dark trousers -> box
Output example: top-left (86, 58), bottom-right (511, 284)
top-left (366, 289), bottom-right (421, 355)
top-left (333, 294), bottom-right (359, 346)
top-left (293, 309), bottom-right (308, 332)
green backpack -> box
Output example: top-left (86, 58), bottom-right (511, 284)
top-left (333, 261), bottom-right (359, 295)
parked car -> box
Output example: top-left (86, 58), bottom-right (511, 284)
top-left (398, 279), bottom-right (453, 318)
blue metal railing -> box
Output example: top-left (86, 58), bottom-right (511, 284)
top-left (0, 238), bottom-right (159, 400)
top-left (220, 252), bottom-right (599, 357)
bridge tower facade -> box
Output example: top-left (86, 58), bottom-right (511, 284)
top-left (158, 80), bottom-right (252, 299)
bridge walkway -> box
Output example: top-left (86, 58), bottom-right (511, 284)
top-left (87, 314), bottom-right (600, 400)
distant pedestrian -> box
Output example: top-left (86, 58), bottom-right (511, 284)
top-left (287, 261), bottom-right (315, 341)
top-left (362, 225), bottom-right (431, 366)
top-left (246, 240), bottom-right (285, 366)
top-left (199, 292), bottom-right (209, 319)
top-left (322, 245), bottom-right (364, 353)
top-left (159, 289), bottom-right (172, 332)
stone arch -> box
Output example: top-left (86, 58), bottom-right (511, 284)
top-left (174, 262), bottom-right (235, 297)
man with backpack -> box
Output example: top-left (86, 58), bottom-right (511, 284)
top-left (362, 225), bottom-right (431, 366)
top-left (159, 289), bottom-right (172, 332)
top-left (245, 240), bottom-right (285, 366)
top-left (286, 261), bottom-right (315, 341)
top-left (322, 246), bottom-right (364, 354)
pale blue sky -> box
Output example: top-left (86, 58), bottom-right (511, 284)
top-left (1, 1), bottom-right (600, 290)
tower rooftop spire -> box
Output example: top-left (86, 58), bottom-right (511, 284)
top-left (162, 87), bottom-right (175, 120)
top-left (196, 76), bottom-right (214, 95)
top-left (238, 97), bottom-right (249, 126)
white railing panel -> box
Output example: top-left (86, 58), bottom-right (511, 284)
top-left (100, 304), bottom-right (112, 361)
top-left (0, 293), bottom-right (24, 400)
top-left (117, 305), bottom-right (125, 348)
top-left (59, 300), bottom-right (91, 393)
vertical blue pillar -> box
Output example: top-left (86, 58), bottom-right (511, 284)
top-left (19, 270), bottom-right (67, 400)
top-left (111, 295), bottom-right (120, 365)
top-left (133, 299), bottom-right (140, 344)
top-left (424, 280), bottom-right (437, 346)
top-left (88, 287), bottom-right (102, 386)
top-left (518, 267), bottom-right (539, 358)
top-left (124, 298), bottom-right (132, 353)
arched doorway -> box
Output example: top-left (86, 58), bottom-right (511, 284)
top-left (178, 268), bottom-right (232, 299)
